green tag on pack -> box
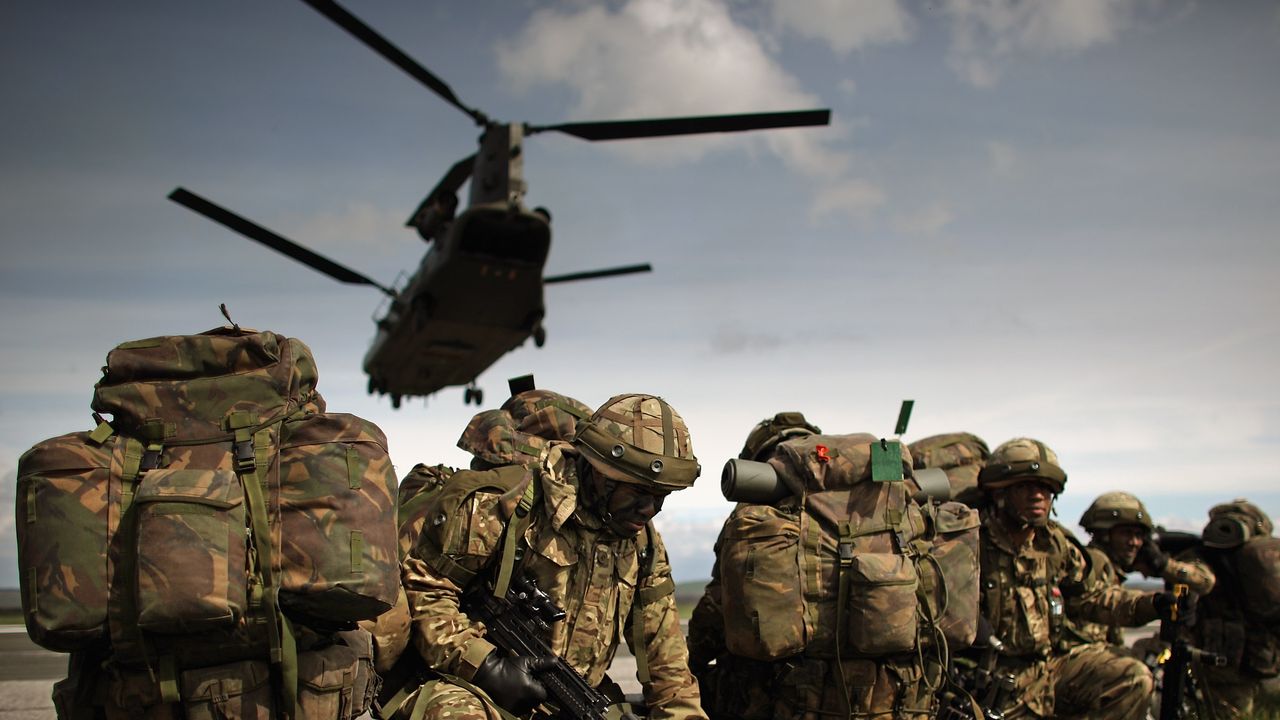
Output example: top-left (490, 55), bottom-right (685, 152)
top-left (894, 400), bottom-right (914, 436)
top-left (871, 439), bottom-right (904, 483)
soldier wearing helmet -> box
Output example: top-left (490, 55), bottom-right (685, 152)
top-left (399, 394), bottom-right (708, 720)
top-left (1175, 499), bottom-right (1280, 717)
top-left (1071, 492), bottom-right (1215, 647)
top-left (686, 412), bottom-right (820, 720)
top-left (973, 438), bottom-right (1176, 720)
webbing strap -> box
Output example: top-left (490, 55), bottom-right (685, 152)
top-left (493, 480), bottom-right (538, 599)
top-left (88, 420), bottom-right (115, 445)
top-left (407, 679), bottom-right (437, 720)
top-left (346, 446), bottom-right (361, 489)
top-left (418, 544), bottom-right (479, 589)
top-left (631, 604), bottom-right (651, 684)
top-left (122, 437), bottom-right (145, 483)
top-left (158, 654), bottom-right (180, 704)
top-left (636, 577), bottom-right (674, 605)
top-left (234, 423), bottom-right (293, 720)
top-left (280, 613), bottom-right (299, 720)
top-left (631, 524), bottom-right (658, 684)
top-left (835, 529), bottom-right (854, 718)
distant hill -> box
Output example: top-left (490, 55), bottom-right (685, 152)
top-left (0, 588), bottom-right (20, 611)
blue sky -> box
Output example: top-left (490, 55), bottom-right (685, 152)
top-left (3, 0), bottom-right (1279, 583)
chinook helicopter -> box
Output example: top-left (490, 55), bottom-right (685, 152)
top-left (170, 0), bottom-right (831, 408)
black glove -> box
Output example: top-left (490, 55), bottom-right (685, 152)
top-left (1138, 541), bottom-right (1170, 574)
top-left (471, 653), bottom-right (553, 715)
top-left (1152, 591), bottom-right (1179, 622)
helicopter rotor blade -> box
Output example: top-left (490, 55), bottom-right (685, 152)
top-left (297, 0), bottom-right (488, 126)
top-left (168, 187), bottom-right (396, 297)
top-left (527, 109), bottom-right (830, 142)
top-left (544, 263), bottom-right (652, 284)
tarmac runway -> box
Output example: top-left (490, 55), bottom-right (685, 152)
top-left (0, 628), bottom-right (59, 720)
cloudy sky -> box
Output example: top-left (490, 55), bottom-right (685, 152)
top-left (3, 0), bottom-right (1279, 583)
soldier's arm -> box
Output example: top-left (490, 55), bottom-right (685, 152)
top-left (1162, 556), bottom-right (1215, 597)
top-left (402, 491), bottom-right (506, 681)
top-left (686, 526), bottom-right (727, 673)
top-left (628, 531), bottom-right (709, 720)
top-left (1061, 534), bottom-right (1160, 627)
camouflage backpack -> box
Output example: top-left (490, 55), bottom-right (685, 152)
top-left (908, 432), bottom-right (989, 504)
top-left (15, 327), bottom-right (397, 719)
top-left (1196, 500), bottom-right (1280, 677)
top-left (718, 433), bottom-right (980, 664)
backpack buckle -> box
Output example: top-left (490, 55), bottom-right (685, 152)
top-left (234, 438), bottom-right (256, 473)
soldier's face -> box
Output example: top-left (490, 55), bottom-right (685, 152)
top-left (1107, 524), bottom-right (1146, 569)
top-left (603, 483), bottom-right (668, 536)
top-left (1006, 481), bottom-right (1053, 526)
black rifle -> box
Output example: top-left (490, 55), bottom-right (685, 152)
top-left (461, 574), bottom-right (611, 720)
top-left (1157, 583), bottom-right (1227, 720)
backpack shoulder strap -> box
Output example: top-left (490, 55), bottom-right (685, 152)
top-left (414, 465), bottom-right (533, 590)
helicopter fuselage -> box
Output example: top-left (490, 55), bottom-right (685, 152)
top-left (362, 203), bottom-right (550, 403)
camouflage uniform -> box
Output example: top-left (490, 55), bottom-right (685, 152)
top-left (1177, 500), bottom-right (1280, 718)
top-left (402, 395), bottom-right (707, 720)
top-left (975, 439), bottom-right (1163, 720)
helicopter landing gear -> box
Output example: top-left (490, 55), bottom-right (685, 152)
top-left (391, 394), bottom-right (402, 409)
top-left (533, 324), bottom-right (546, 348)
top-left (463, 384), bottom-right (484, 406)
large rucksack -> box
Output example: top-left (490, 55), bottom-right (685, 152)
top-left (16, 327), bottom-right (398, 719)
top-left (908, 432), bottom-right (989, 505)
top-left (718, 433), bottom-right (980, 665)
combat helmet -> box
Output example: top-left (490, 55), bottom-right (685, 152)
top-left (1203, 498), bottom-right (1274, 549)
top-left (739, 411), bottom-right (822, 461)
top-left (574, 393), bottom-right (700, 491)
top-left (978, 437), bottom-right (1067, 494)
top-left (1080, 491), bottom-right (1154, 533)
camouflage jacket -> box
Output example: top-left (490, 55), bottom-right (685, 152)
top-left (979, 513), bottom-right (1158, 660)
top-left (402, 443), bottom-right (707, 720)
top-left (1067, 543), bottom-right (1215, 647)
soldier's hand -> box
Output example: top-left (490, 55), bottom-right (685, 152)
top-left (1137, 541), bottom-right (1169, 574)
top-left (472, 653), bottom-right (553, 714)
top-left (1152, 591), bottom-right (1179, 622)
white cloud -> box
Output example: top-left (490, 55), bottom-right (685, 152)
top-left (495, 0), bottom-right (849, 176)
top-left (893, 202), bottom-right (954, 235)
top-left (769, 0), bottom-right (916, 55)
top-left (808, 178), bottom-right (887, 224)
top-left (941, 0), bottom-right (1151, 87)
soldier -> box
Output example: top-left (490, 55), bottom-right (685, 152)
top-left (401, 393), bottom-right (707, 720)
top-left (1177, 499), bottom-right (1280, 717)
top-left (1072, 492), bottom-right (1215, 648)
top-left (687, 412), bottom-right (820, 720)
top-left (975, 438), bottom-right (1176, 719)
